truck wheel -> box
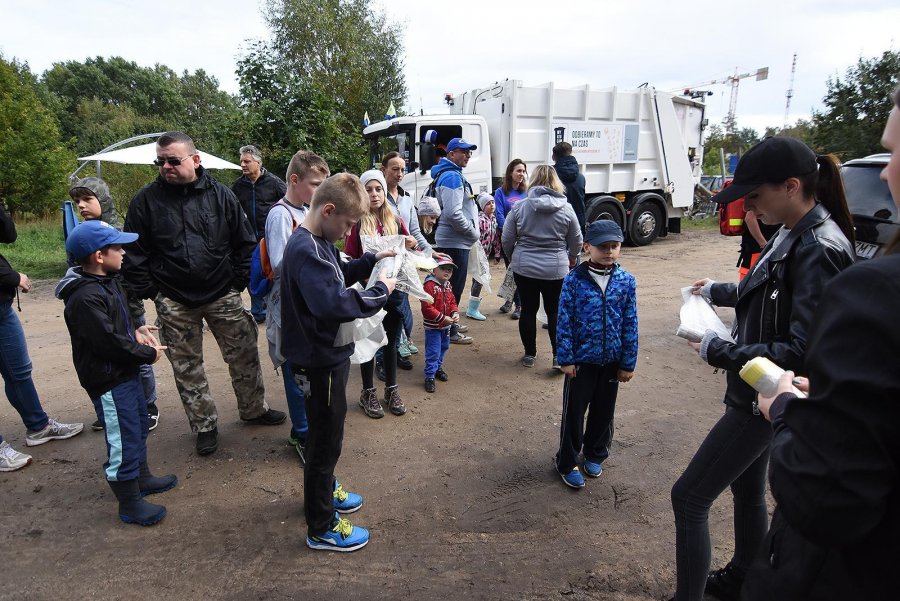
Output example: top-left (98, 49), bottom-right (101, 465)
top-left (628, 202), bottom-right (662, 246)
top-left (586, 197), bottom-right (624, 230)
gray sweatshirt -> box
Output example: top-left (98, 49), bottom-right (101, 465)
top-left (501, 186), bottom-right (583, 280)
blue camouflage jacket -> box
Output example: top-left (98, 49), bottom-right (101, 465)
top-left (556, 262), bottom-right (638, 371)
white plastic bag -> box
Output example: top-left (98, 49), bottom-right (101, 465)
top-left (496, 267), bottom-right (516, 302)
top-left (675, 287), bottom-right (735, 343)
top-left (334, 284), bottom-right (387, 347)
top-left (468, 241), bottom-right (492, 294)
top-left (362, 234), bottom-right (433, 302)
top-left (349, 321), bottom-right (388, 364)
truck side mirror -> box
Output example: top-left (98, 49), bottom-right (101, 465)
top-left (419, 143), bottom-right (436, 174)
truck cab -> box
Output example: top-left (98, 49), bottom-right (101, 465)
top-left (363, 115), bottom-right (493, 200)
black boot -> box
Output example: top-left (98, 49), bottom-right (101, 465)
top-left (108, 479), bottom-right (166, 526)
top-left (705, 562), bottom-right (744, 601)
top-left (139, 462), bottom-right (178, 496)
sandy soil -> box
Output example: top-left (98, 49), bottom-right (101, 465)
top-left (1, 228), bottom-right (748, 601)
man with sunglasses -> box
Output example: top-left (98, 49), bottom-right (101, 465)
top-left (123, 131), bottom-right (285, 456)
top-left (431, 137), bottom-right (479, 345)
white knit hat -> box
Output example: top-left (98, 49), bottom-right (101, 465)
top-left (418, 196), bottom-right (441, 217)
top-left (359, 169), bottom-right (387, 191)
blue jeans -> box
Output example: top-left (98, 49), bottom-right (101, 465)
top-left (0, 301), bottom-right (48, 432)
top-left (423, 328), bottom-right (450, 379)
top-left (434, 247), bottom-right (469, 338)
top-left (671, 406), bottom-right (773, 601)
top-left (282, 363), bottom-right (308, 441)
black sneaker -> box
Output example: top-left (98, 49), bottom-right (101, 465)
top-left (196, 427), bottom-right (218, 456)
top-left (243, 408), bottom-right (287, 426)
top-left (435, 369), bottom-right (449, 382)
top-left (91, 419), bottom-right (104, 431)
top-left (705, 562), bottom-right (744, 601)
top-left (147, 404), bottom-right (160, 432)
top-left (375, 356), bottom-right (386, 382)
top-left (424, 378), bottom-right (436, 393)
top-left (396, 352), bottom-right (413, 370)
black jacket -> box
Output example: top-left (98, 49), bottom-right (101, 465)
top-left (706, 203), bottom-right (855, 412)
top-left (0, 204), bottom-right (21, 304)
top-left (742, 253), bottom-right (900, 601)
top-left (554, 155), bottom-right (586, 233)
top-left (231, 169), bottom-right (287, 240)
top-left (58, 270), bottom-right (157, 399)
top-left (123, 167), bottom-right (257, 308)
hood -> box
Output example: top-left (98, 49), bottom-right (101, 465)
top-left (55, 266), bottom-right (86, 300)
top-left (70, 177), bottom-right (122, 229)
top-left (430, 157), bottom-right (461, 179)
top-left (526, 186), bottom-right (569, 213)
top-left (554, 156), bottom-right (581, 184)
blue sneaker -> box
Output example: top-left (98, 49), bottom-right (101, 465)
top-left (584, 460), bottom-right (603, 478)
top-left (307, 515), bottom-right (369, 552)
top-left (333, 480), bottom-right (363, 513)
top-left (560, 467), bottom-right (585, 489)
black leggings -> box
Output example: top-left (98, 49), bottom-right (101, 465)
top-left (670, 406), bottom-right (773, 601)
top-left (513, 273), bottom-right (563, 357)
top-left (361, 309), bottom-right (401, 388)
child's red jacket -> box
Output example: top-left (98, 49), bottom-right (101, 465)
top-left (421, 274), bottom-right (458, 330)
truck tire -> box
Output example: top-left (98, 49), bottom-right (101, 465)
top-left (628, 199), bottom-right (663, 246)
top-left (585, 196), bottom-right (625, 230)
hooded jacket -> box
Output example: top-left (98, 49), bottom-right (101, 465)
top-left (0, 204), bottom-right (22, 305)
top-left (123, 167), bottom-right (257, 308)
top-left (56, 269), bottom-right (157, 399)
top-left (231, 169), bottom-right (287, 240)
top-left (421, 274), bottom-right (458, 329)
top-left (554, 155), bottom-right (586, 233)
top-left (70, 177), bottom-right (123, 230)
top-left (431, 158), bottom-right (478, 249)
top-left (501, 186), bottom-right (583, 280)
top-left (702, 203), bottom-right (855, 413)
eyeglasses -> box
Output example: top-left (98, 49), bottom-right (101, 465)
top-left (153, 154), bottom-right (195, 167)
top-left (452, 149), bottom-right (472, 157)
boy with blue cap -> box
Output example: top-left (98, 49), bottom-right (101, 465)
top-left (554, 220), bottom-right (638, 489)
top-left (58, 220), bottom-right (175, 525)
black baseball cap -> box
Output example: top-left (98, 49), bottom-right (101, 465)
top-left (711, 137), bottom-right (818, 205)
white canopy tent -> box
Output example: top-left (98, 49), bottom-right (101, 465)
top-left (78, 142), bottom-right (241, 170)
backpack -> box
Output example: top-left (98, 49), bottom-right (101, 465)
top-left (717, 181), bottom-right (745, 236)
top-left (420, 171), bottom-right (473, 209)
top-left (249, 201), bottom-right (300, 297)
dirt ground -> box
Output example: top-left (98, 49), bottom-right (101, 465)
top-left (1, 228), bottom-right (749, 601)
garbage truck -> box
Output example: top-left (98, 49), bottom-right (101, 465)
top-left (363, 79), bottom-right (707, 246)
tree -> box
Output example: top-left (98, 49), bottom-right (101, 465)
top-left (702, 124), bottom-right (760, 174)
top-left (763, 118), bottom-right (816, 146)
top-left (237, 0), bottom-right (407, 173)
top-left (0, 56), bottom-right (74, 217)
top-left (811, 50), bottom-right (900, 160)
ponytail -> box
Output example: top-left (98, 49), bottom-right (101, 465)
top-left (800, 153), bottom-right (855, 245)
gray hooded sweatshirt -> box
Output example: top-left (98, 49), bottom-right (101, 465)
top-left (501, 186), bottom-right (583, 280)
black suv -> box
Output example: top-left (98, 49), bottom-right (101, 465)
top-left (841, 153), bottom-right (898, 259)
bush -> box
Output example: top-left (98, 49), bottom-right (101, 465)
top-left (1, 217), bottom-right (69, 280)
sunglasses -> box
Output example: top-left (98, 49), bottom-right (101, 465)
top-left (153, 154), bottom-right (194, 167)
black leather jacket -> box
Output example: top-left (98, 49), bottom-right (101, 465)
top-left (705, 203), bottom-right (855, 413)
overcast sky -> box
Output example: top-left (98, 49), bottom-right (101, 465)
top-left (2, 0), bottom-right (897, 135)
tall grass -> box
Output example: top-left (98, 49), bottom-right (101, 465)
top-left (2, 217), bottom-right (69, 280)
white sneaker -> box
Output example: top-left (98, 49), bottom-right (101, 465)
top-left (25, 418), bottom-right (84, 447)
top-left (0, 440), bottom-right (33, 471)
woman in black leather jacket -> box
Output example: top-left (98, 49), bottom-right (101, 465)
top-left (669, 137), bottom-right (856, 601)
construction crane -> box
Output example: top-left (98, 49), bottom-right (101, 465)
top-left (784, 53), bottom-right (798, 129)
top-left (680, 66), bottom-right (769, 135)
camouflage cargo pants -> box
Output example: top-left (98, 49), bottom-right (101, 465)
top-left (155, 290), bottom-right (268, 432)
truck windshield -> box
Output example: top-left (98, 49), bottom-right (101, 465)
top-left (369, 130), bottom-right (414, 172)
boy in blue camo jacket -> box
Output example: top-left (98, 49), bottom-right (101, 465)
top-left (555, 220), bottom-right (638, 489)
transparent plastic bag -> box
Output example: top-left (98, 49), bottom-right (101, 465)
top-left (496, 267), bottom-right (516, 302)
top-left (362, 234), bottom-right (433, 302)
top-left (468, 241), bottom-right (492, 294)
top-left (334, 283), bottom-right (387, 347)
top-left (675, 287), bottom-right (735, 343)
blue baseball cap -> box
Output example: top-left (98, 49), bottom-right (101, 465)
top-left (66, 220), bottom-right (138, 259)
top-left (585, 220), bottom-right (624, 245)
top-left (446, 138), bottom-right (477, 152)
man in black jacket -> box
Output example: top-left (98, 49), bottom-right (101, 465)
top-left (231, 145), bottom-right (287, 323)
top-left (553, 142), bottom-right (586, 235)
top-left (124, 132), bottom-right (285, 456)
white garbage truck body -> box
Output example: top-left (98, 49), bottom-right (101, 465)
top-left (363, 79), bottom-right (707, 245)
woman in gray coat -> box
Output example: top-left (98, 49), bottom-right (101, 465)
top-left (501, 165), bottom-right (583, 369)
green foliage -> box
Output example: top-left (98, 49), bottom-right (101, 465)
top-left (811, 50), bottom-right (900, 160)
top-left (0, 56), bottom-right (75, 218)
top-left (763, 118), bottom-right (816, 146)
top-left (1, 218), bottom-right (69, 280)
top-left (702, 124), bottom-right (761, 174)
top-left (236, 0), bottom-right (407, 174)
